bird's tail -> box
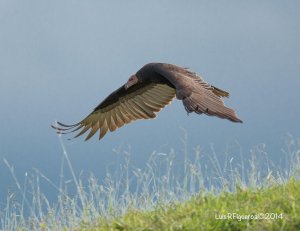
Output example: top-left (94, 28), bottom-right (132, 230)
top-left (182, 92), bottom-right (242, 123)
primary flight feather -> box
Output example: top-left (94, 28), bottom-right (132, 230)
top-left (52, 63), bottom-right (242, 140)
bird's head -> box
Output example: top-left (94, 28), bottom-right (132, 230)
top-left (125, 75), bottom-right (139, 90)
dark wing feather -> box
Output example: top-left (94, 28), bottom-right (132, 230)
top-left (153, 63), bottom-right (242, 122)
top-left (52, 82), bottom-right (175, 140)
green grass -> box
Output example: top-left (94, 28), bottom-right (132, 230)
top-left (2, 134), bottom-right (300, 231)
top-left (84, 179), bottom-right (300, 231)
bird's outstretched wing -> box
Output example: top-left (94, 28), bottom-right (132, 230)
top-left (52, 82), bottom-right (175, 140)
top-left (154, 63), bottom-right (242, 122)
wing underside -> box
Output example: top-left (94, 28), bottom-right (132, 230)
top-left (52, 83), bottom-right (176, 140)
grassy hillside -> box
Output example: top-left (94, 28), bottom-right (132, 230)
top-left (78, 179), bottom-right (300, 231)
top-left (2, 135), bottom-right (300, 231)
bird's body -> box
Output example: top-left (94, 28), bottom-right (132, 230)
top-left (53, 63), bottom-right (242, 140)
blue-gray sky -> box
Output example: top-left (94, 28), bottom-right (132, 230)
top-left (1, 1), bottom-right (300, 203)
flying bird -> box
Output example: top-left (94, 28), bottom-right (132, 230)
top-left (52, 63), bottom-right (242, 140)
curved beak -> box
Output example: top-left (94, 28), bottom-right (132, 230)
top-left (125, 75), bottom-right (138, 90)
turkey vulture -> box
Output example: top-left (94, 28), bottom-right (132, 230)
top-left (52, 63), bottom-right (242, 140)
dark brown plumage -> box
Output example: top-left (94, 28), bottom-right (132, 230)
top-left (52, 63), bottom-right (242, 140)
